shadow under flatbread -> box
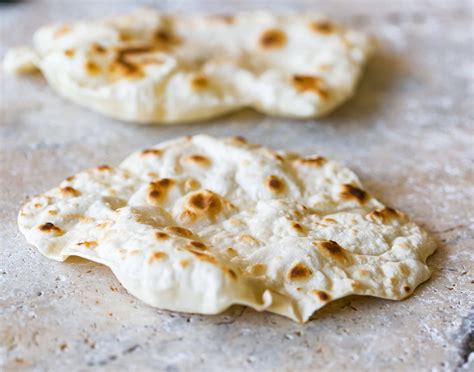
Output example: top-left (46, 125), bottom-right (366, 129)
top-left (325, 50), bottom-right (404, 127)
top-left (163, 49), bottom-right (406, 131)
top-left (168, 49), bottom-right (404, 129)
top-left (9, 50), bottom-right (401, 132)
top-left (66, 255), bottom-right (95, 264)
top-left (151, 107), bottom-right (265, 130)
top-left (426, 225), bottom-right (469, 287)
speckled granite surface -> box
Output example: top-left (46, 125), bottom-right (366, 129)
top-left (1, 0), bottom-right (473, 371)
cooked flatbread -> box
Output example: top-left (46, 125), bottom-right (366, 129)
top-left (18, 136), bottom-right (436, 322)
top-left (4, 9), bottom-right (374, 124)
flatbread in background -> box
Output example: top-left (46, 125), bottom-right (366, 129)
top-left (4, 9), bottom-right (374, 124)
top-left (18, 135), bottom-right (436, 322)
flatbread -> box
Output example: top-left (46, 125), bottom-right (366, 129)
top-left (4, 9), bottom-right (374, 124)
top-left (18, 135), bottom-right (436, 322)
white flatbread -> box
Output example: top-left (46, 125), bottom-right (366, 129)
top-left (4, 9), bottom-right (374, 124)
top-left (18, 136), bottom-right (436, 322)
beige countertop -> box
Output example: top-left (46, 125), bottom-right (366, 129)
top-left (1, 0), bottom-right (473, 370)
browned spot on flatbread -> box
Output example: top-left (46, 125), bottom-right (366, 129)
top-left (183, 190), bottom-right (223, 222)
top-left (185, 178), bottom-right (200, 192)
top-left (77, 241), bottom-right (98, 248)
top-left (259, 29), bottom-right (287, 49)
top-left (226, 268), bottom-right (237, 280)
top-left (140, 57), bottom-right (165, 65)
top-left (185, 249), bottom-right (217, 264)
top-left (367, 207), bottom-right (403, 223)
top-left (96, 165), bottom-right (111, 171)
top-left (290, 221), bottom-right (306, 234)
top-left (208, 14), bottom-right (235, 24)
top-left (309, 21), bottom-right (336, 34)
top-left (178, 210), bottom-right (197, 223)
top-left (148, 251), bottom-right (168, 263)
top-left (291, 210), bottom-right (302, 219)
top-left (54, 25), bottom-right (71, 38)
top-left (96, 221), bottom-right (110, 228)
top-left (108, 59), bottom-right (144, 80)
top-left (340, 184), bottom-right (369, 204)
top-left (157, 178), bottom-right (173, 188)
top-left (314, 240), bottom-right (349, 265)
top-left (117, 47), bottom-right (166, 66)
top-left (154, 232), bottom-right (169, 240)
top-left (147, 178), bottom-right (174, 206)
top-left (186, 241), bottom-right (207, 251)
top-left (154, 28), bottom-right (181, 47)
top-left (356, 269), bottom-right (370, 277)
top-left (119, 46), bottom-right (155, 55)
top-left (14, 358), bottom-right (27, 365)
top-left (141, 148), bottom-right (162, 157)
top-left (164, 226), bottom-right (194, 238)
top-left (229, 136), bottom-right (247, 145)
top-left (291, 75), bottom-right (328, 99)
top-left (108, 49), bottom-right (145, 80)
top-left (189, 75), bottom-right (209, 91)
top-left (248, 263), bottom-right (266, 276)
top-left (350, 280), bottom-right (362, 290)
top-left (118, 32), bottom-right (133, 42)
top-left (273, 153), bottom-right (284, 162)
top-left (288, 263), bottom-right (312, 281)
top-left (239, 234), bottom-right (260, 246)
top-left (197, 254), bottom-right (217, 264)
top-left (59, 186), bottom-right (80, 197)
top-left (38, 222), bottom-right (63, 235)
top-left (185, 154), bottom-right (211, 167)
top-left (64, 49), bottom-right (75, 58)
top-left (225, 247), bottom-right (238, 257)
top-left (399, 264), bottom-right (410, 276)
top-left (295, 156), bottom-right (327, 167)
top-left (154, 29), bottom-right (172, 43)
top-left (311, 290), bottom-right (331, 302)
top-left (404, 286), bottom-right (411, 293)
top-left (84, 61), bottom-right (101, 76)
top-left (179, 259), bottom-right (191, 268)
top-left (265, 175), bottom-right (285, 194)
top-left (90, 42), bottom-right (106, 54)
top-left (229, 218), bottom-right (244, 227)
top-left (118, 47), bottom-right (165, 66)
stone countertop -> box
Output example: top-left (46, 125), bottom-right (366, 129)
top-left (1, 0), bottom-right (473, 370)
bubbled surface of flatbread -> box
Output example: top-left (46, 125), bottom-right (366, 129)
top-left (4, 9), bottom-right (374, 124)
top-left (18, 136), bottom-right (436, 323)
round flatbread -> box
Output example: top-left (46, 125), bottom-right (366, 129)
top-left (4, 9), bottom-right (374, 124)
top-left (18, 136), bottom-right (436, 322)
